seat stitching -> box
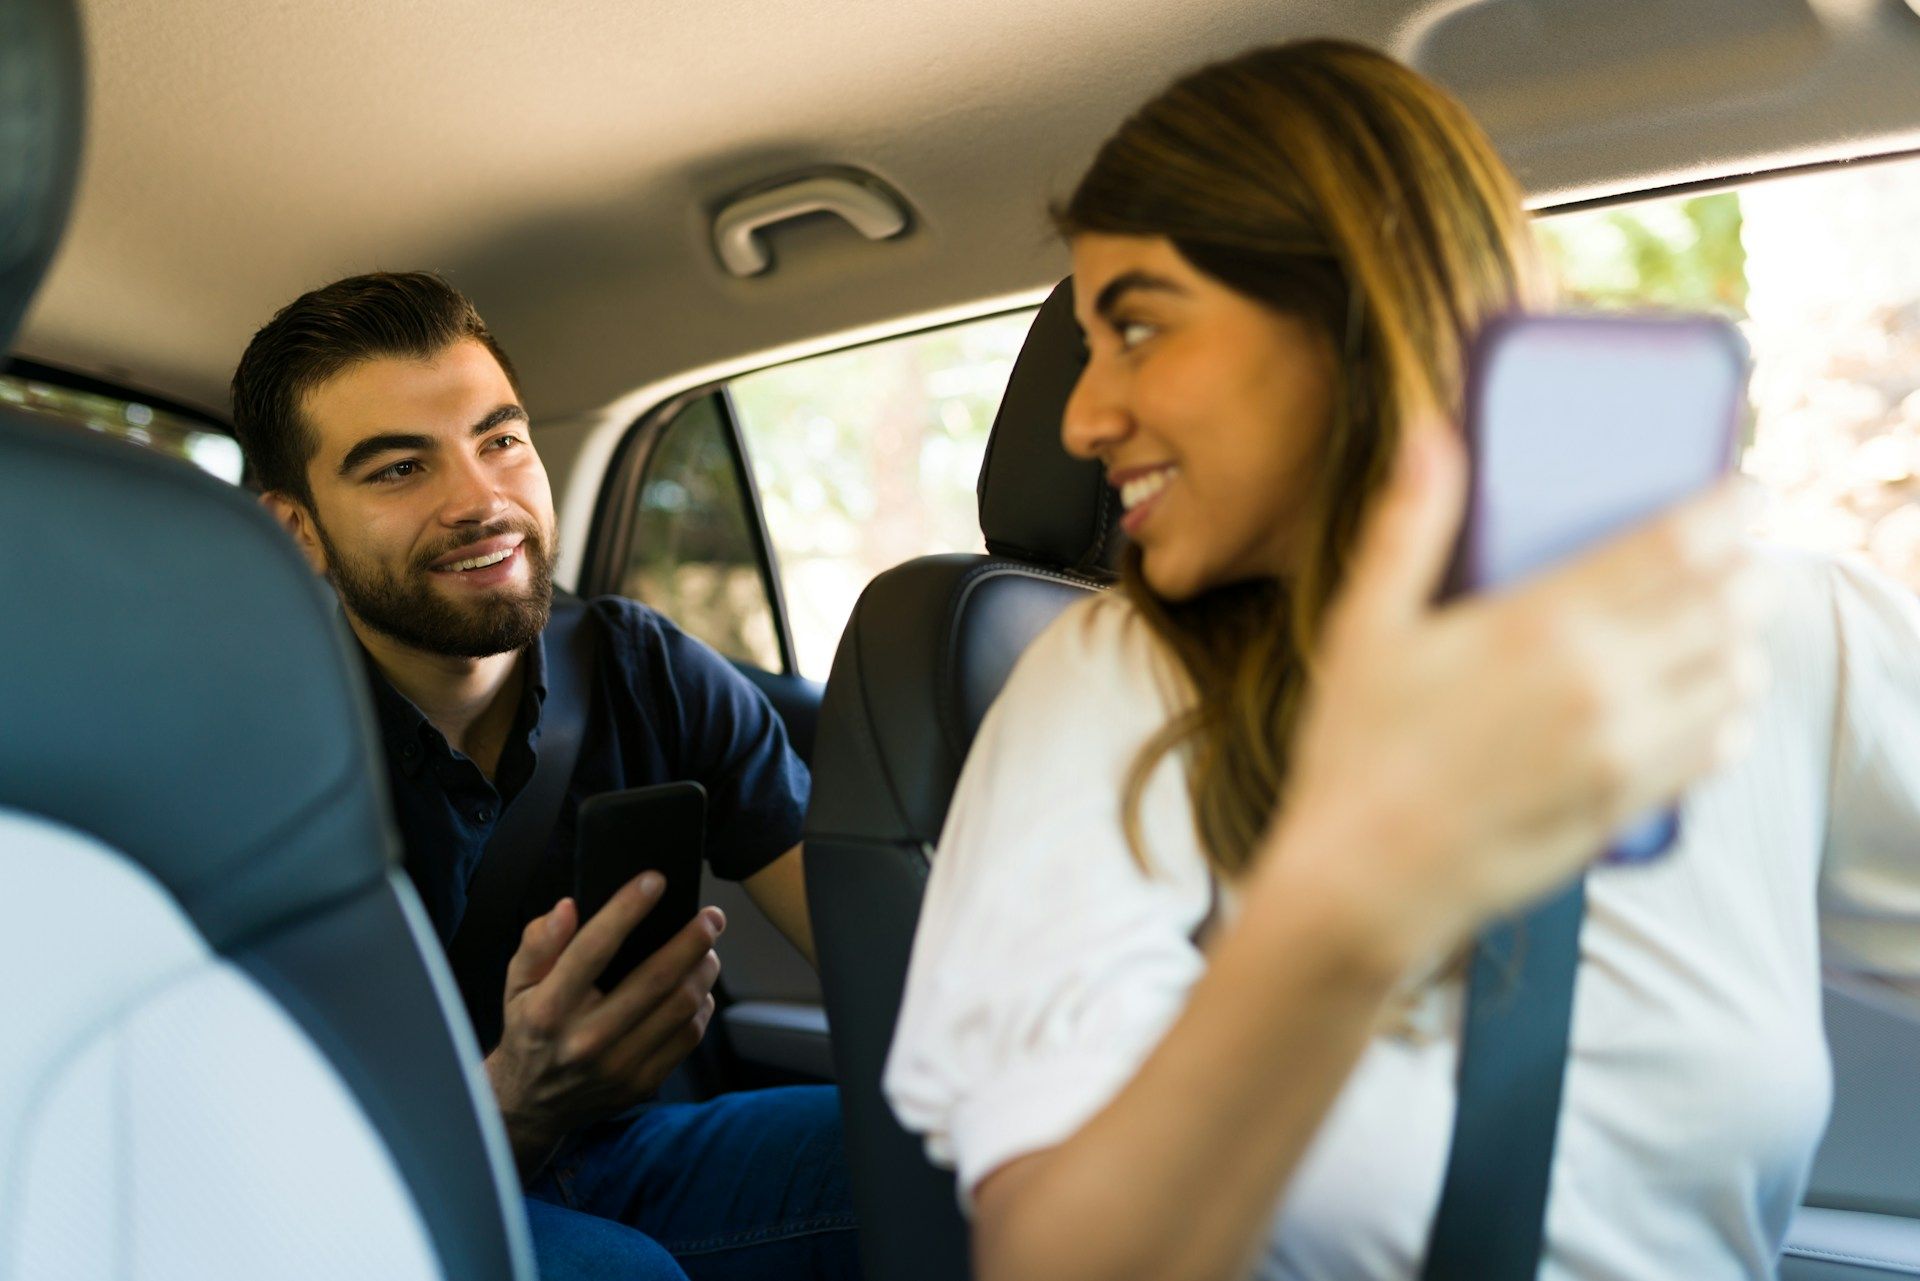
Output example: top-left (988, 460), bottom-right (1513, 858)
top-left (937, 560), bottom-right (1108, 759)
top-left (840, 601), bottom-right (919, 838)
top-left (1781, 1242), bottom-right (1920, 1271)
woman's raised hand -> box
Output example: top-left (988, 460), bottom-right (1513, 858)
top-left (1265, 423), bottom-right (1774, 968)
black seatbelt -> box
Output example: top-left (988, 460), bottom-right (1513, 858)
top-left (1420, 877), bottom-right (1587, 1281)
top-left (447, 592), bottom-right (600, 1054)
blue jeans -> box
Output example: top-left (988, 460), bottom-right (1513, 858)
top-left (523, 1085), bottom-right (862, 1281)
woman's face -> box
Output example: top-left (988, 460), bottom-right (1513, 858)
top-left (1063, 233), bottom-right (1337, 602)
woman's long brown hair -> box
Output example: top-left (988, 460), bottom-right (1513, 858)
top-left (1055, 40), bottom-right (1551, 879)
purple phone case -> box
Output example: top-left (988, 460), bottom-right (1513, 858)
top-left (1450, 312), bottom-right (1750, 864)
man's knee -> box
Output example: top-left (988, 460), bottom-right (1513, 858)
top-left (524, 1194), bottom-right (691, 1281)
top-left (710, 1084), bottom-right (847, 1154)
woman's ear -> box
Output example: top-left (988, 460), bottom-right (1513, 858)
top-left (259, 491), bottom-right (330, 578)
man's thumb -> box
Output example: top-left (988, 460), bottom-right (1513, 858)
top-left (1333, 423), bottom-right (1467, 637)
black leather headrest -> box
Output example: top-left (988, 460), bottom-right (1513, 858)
top-left (0, 0), bottom-right (84, 353)
top-left (976, 279), bottom-right (1122, 573)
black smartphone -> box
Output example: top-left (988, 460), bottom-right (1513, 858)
top-left (573, 781), bottom-right (708, 991)
top-left (1450, 312), bottom-right (1749, 863)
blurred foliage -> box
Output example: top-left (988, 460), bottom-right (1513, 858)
top-left (1537, 192), bottom-right (1748, 317)
top-left (621, 395), bottom-right (782, 669)
top-left (727, 310), bottom-right (1035, 676)
top-left (0, 372), bottom-right (243, 481)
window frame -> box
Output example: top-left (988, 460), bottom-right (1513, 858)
top-left (583, 301), bottom-right (1043, 679)
top-left (1, 357), bottom-right (233, 434)
top-left (1532, 146), bottom-right (1920, 218)
top-left (580, 384), bottom-right (801, 676)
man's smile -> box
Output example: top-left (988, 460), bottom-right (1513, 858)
top-left (426, 532), bottom-right (528, 587)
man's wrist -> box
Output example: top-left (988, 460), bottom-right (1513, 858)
top-left (484, 1050), bottom-right (564, 1182)
top-left (504, 1120), bottom-right (563, 1183)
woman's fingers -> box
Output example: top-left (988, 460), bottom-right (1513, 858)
top-left (1540, 481), bottom-right (1750, 620)
top-left (1603, 636), bottom-right (1766, 824)
top-left (1329, 423), bottom-right (1468, 641)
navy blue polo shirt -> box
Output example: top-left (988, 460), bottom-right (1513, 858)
top-left (360, 596), bottom-right (809, 956)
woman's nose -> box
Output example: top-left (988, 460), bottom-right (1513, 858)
top-left (1061, 363), bottom-right (1130, 461)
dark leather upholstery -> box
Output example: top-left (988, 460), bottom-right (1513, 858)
top-left (0, 4), bottom-right (533, 1276)
top-left (976, 280), bottom-right (1122, 572)
top-left (807, 556), bottom-right (1112, 844)
top-left (0, 0), bottom-right (84, 352)
top-left (805, 278), bottom-right (1116, 1281)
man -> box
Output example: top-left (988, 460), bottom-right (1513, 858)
top-left (231, 271), bottom-right (860, 1281)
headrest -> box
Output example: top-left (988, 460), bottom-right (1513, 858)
top-left (0, 0), bottom-right (84, 353)
top-left (976, 278), bottom-right (1122, 574)
top-left (0, 413), bottom-right (401, 953)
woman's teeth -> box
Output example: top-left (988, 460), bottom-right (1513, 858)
top-left (445, 546), bottom-right (514, 572)
top-left (1121, 468), bottom-right (1175, 512)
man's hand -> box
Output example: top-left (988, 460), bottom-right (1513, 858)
top-left (483, 871), bottom-right (725, 1179)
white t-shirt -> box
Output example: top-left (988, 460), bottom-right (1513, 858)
top-left (883, 547), bottom-right (1920, 1280)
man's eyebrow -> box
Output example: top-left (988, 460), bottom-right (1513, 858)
top-left (471, 404), bottom-right (528, 436)
top-left (336, 405), bottom-right (528, 478)
top-left (338, 432), bottom-right (434, 478)
top-left (1093, 271), bottom-right (1185, 320)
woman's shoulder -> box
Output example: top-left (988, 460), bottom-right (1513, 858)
top-left (1002, 592), bottom-right (1192, 717)
top-left (1753, 542), bottom-right (1920, 667)
top-left (960, 593), bottom-right (1197, 782)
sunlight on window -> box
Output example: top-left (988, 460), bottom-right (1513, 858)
top-left (1539, 157), bottom-right (1920, 592)
top-left (729, 311), bottom-right (1038, 678)
top-left (0, 373), bottom-right (243, 483)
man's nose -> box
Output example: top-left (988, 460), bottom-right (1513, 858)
top-left (437, 451), bottom-right (509, 525)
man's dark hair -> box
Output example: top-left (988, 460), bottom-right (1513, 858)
top-left (230, 271), bottom-right (521, 504)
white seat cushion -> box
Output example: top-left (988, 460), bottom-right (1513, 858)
top-left (0, 808), bottom-right (442, 1281)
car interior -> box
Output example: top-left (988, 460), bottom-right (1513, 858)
top-left (4, 0), bottom-right (1920, 1277)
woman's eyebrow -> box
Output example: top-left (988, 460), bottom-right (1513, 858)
top-left (1093, 271), bottom-right (1185, 319)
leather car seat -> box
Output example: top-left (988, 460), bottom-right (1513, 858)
top-left (0, 2), bottom-right (534, 1277)
top-left (804, 278), bottom-right (1117, 1281)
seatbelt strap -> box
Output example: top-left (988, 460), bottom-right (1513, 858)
top-left (1420, 877), bottom-right (1587, 1281)
top-left (447, 592), bottom-right (600, 1053)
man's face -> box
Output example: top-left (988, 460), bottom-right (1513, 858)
top-left (276, 339), bottom-right (558, 658)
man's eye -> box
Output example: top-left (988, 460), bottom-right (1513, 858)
top-left (370, 460), bottom-right (418, 483)
top-left (1117, 320), bottom-right (1157, 351)
top-left (490, 433), bottom-right (522, 450)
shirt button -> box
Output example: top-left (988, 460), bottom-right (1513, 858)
top-left (474, 806), bottom-right (494, 824)
top-left (400, 741), bottom-right (421, 761)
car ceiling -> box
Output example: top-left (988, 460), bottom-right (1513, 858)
top-left (15, 0), bottom-right (1920, 425)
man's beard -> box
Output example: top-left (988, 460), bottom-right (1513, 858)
top-left (315, 517), bottom-right (556, 658)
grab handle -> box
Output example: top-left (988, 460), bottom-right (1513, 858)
top-left (712, 173), bottom-right (910, 277)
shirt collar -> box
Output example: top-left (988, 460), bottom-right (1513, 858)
top-left (355, 623), bottom-right (551, 767)
top-left (523, 621), bottom-right (552, 710)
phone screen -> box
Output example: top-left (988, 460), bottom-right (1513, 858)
top-left (1466, 316), bottom-right (1747, 588)
top-left (573, 781), bottom-right (707, 992)
top-left (1458, 314), bottom-right (1749, 862)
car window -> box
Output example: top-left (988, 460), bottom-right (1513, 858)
top-left (1539, 154), bottom-right (1920, 592)
top-left (0, 368), bottom-right (243, 483)
top-left (616, 393), bottom-right (784, 671)
top-left (727, 309), bottom-right (1038, 679)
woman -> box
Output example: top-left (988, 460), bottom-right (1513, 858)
top-left (883, 39), bottom-right (1920, 1281)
